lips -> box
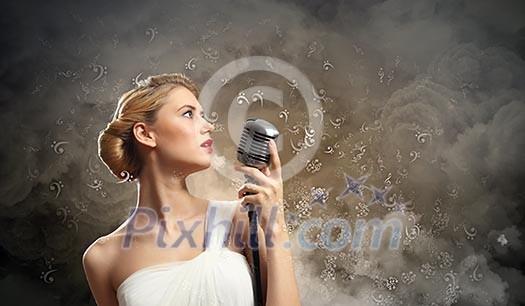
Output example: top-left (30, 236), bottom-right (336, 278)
top-left (200, 139), bottom-right (213, 147)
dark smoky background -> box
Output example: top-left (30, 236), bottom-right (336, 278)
top-left (1, 0), bottom-right (524, 305)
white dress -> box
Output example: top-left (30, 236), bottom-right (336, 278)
top-left (116, 199), bottom-right (254, 306)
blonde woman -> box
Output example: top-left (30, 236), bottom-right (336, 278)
top-left (82, 73), bottom-right (301, 306)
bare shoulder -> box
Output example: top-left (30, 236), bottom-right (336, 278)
top-left (82, 234), bottom-right (121, 306)
top-left (83, 235), bottom-right (118, 266)
top-left (82, 234), bottom-right (119, 279)
top-left (83, 227), bottom-right (131, 278)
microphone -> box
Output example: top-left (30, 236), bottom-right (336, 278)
top-left (236, 118), bottom-right (279, 306)
top-left (237, 118), bottom-right (280, 170)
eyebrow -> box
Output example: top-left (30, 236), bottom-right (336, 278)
top-left (177, 104), bottom-right (203, 113)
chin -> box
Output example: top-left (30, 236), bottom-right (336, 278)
top-left (195, 160), bottom-right (212, 172)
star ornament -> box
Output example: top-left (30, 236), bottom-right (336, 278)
top-left (309, 186), bottom-right (332, 209)
top-left (367, 185), bottom-right (393, 208)
top-left (336, 173), bottom-right (369, 201)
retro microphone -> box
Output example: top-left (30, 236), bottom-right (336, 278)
top-left (237, 118), bottom-right (279, 306)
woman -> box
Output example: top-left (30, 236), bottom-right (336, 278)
top-left (82, 73), bottom-right (301, 306)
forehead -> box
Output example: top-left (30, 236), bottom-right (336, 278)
top-left (164, 86), bottom-right (201, 110)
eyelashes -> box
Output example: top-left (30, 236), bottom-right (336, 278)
top-left (183, 109), bottom-right (207, 121)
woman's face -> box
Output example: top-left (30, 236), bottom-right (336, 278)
top-left (148, 86), bottom-right (215, 175)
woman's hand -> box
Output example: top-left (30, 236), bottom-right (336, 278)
top-left (235, 139), bottom-right (285, 234)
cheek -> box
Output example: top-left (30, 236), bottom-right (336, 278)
top-left (156, 122), bottom-right (197, 150)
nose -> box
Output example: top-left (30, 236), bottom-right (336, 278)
top-left (207, 121), bottom-right (215, 134)
top-left (201, 116), bottom-right (214, 134)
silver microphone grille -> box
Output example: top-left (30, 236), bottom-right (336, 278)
top-left (237, 118), bottom-right (279, 169)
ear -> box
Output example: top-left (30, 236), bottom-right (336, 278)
top-left (132, 122), bottom-right (157, 148)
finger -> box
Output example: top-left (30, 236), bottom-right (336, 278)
top-left (239, 194), bottom-right (263, 207)
top-left (268, 139), bottom-right (282, 176)
top-left (237, 183), bottom-right (264, 198)
top-left (234, 165), bottom-right (271, 185)
top-left (262, 166), bottom-right (271, 177)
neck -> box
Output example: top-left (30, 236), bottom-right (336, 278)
top-left (134, 163), bottom-right (204, 226)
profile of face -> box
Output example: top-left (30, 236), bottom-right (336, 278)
top-left (133, 86), bottom-right (215, 177)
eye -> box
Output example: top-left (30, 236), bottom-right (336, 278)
top-left (183, 110), bottom-right (193, 118)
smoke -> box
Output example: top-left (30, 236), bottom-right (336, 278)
top-left (0, 0), bottom-right (524, 305)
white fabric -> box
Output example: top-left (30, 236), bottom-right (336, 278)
top-left (116, 199), bottom-right (254, 306)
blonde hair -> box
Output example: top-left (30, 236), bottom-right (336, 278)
top-left (98, 73), bottom-right (200, 182)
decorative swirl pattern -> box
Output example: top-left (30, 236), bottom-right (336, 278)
top-left (203, 111), bottom-right (218, 123)
top-left (88, 156), bottom-right (101, 174)
top-left (49, 180), bottom-right (64, 198)
top-left (40, 269), bottom-right (58, 284)
top-left (131, 72), bottom-right (144, 86)
top-left (409, 151), bottom-right (421, 163)
top-left (201, 47), bottom-right (220, 63)
top-left (330, 116), bottom-right (344, 129)
top-left (322, 60), bottom-right (335, 71)
top-left (313, 108), bottom-right (324, 123)
top-left (51, 141), bottom-right (69, 154)
top-left (91, 64), bottom-right (107, 81)
top-left (463, 224), bottom-right (477, 240)
top-left (27, 164), bottom-right (40, 181)
top-left (236, 92), bottom-right (249, 105)
top-left (145, 27), bottom-right (158, 43)
top-left (56, 206), bottom-right (69, 223)
top-left (251, 90), bottom-right (264, 107)
top-left (306, 41), bottom-right (317, 58)
top-left (117, 170), bottom-right (133, 183)
top-left (185, 57), bottom-right (197, 70)
top-left (279, 109), bottom-right (289, 124)
top-left (470, 264), bottom-right (483, 282)
top-left (287, 79), bottom-right (298, 90)
top-left (416, 130), bottom-right (432, 144)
